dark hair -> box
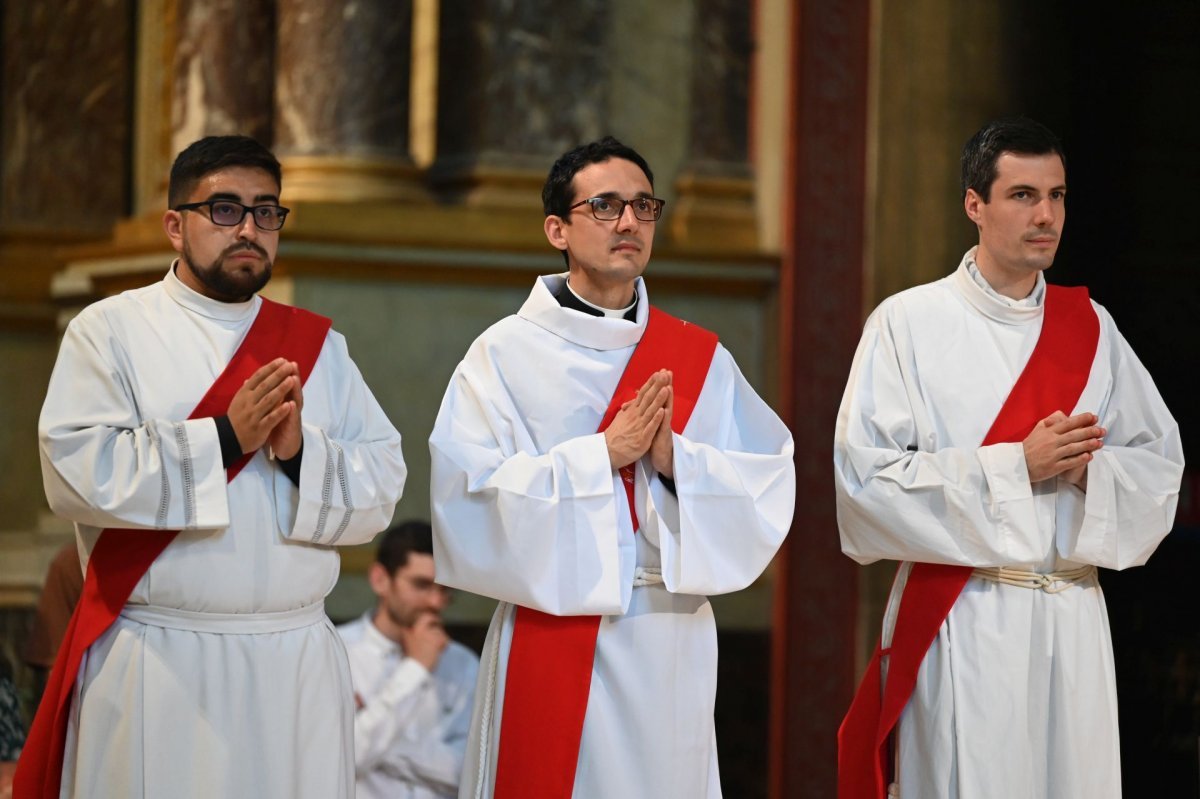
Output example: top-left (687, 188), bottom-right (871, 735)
top-left (542, 136), bottom-right (654, 218)
top-left (375, 519), bottom-right (434, 576)
top-left (960, 117), bottom-right (1066, 202)
top-left (168, 135), bottom-right (282, 208)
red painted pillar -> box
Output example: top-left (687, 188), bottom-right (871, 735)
top-left (769, 1), bottom-right (872, 796)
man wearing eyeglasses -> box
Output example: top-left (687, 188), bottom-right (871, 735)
top-left (429, 137), bottom-right (795, 798)
top-left (20, 135), bottom-right (407, 799)
top-left (337, 520), bottom-right (479, 799)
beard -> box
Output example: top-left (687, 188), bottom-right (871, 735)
top-left (183, 240), bottom-right (273, 302)
top-left (384, 602), bottom-right (430, 629)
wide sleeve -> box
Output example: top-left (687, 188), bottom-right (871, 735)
top-left (352, 658), bottom-right (432, 772)
top-left (1057, 311), bottom-right (1183, 569)
top-left (38, 311), bottom-right (229, 531)
top-left (369, 647), bottom-right (478, 795)
top-left (429, 346), bottom-right (632, 616)
top-left (638, 346), bottom-right (795, 596)
top-left (834, 306), bottom-right (1051, 567)
top-left (275, 332), bottom-right (406, 546)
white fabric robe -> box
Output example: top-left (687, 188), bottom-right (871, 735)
top-left (834, 249), bottom-right (1183, 798)
top-left (338, 614), bottom-right (479, 799)
top-left (38, 266), bottom-right (407, 799)
top-left (429, 274), bottom-right (795, 799)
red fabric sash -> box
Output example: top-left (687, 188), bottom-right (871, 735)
top-left (493, 306), bottom-right (719, 798)
top-left (837, 284), bottom-right (1100, 798)
top-left (14, 297), bottom-right (332, 799)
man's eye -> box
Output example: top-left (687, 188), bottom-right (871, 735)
top-left (592, 199), bottom-right (614, 213)
top-left (633, 199), bottom-right (651, 212)
top-left (213, 202), bottom-right (240, 215)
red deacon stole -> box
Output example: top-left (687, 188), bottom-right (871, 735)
top-left (493, 306), bottom-right (719, 799)
top-left (14, 297), bottom-right (332, 799)
top-left (837, 284), bottom-right (1101, 799)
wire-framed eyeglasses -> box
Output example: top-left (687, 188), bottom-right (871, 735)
top-left (174, 200), bottom-right (291, 231)
top-left (569, 195), bottom-right (665, 222)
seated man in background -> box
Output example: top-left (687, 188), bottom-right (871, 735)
top-left (338, 520), bottom-right (479, 799)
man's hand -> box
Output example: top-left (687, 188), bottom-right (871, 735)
top-left (1022, 411), bottom-right (1105, 485)
top-left (604, 370), bottom-right (671, 470)
top-left (397, 612), bottom-right (449, 672)
top-left (267, 360), bottom-right (304, 460)
top-left (649, 371), bottom-right (674, 478)
top-left (227, 359), bottom-right (300, 455)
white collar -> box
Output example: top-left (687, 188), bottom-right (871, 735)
top-left (952, 247), bottom-right (1045, 326)
top-left (564, 278), bottom-right (638, 319)
top-left (518, 273), bottom-right (648, 350)
top-left (359, 611), bottom-right (404, 657)
top-left (164, 259), bottom-right (260, 323)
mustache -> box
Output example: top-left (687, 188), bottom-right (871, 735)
top-left (222, 242), bottom-right (269, 259)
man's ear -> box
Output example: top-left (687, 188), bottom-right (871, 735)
top-left (544, 215), bottom-right (569, 252)
top-left (964, 189), bottom-right (985, 226)
top-left (163, 210), bottom-right (185, 254)
top-left (367, 562), bottom-right (391, 597)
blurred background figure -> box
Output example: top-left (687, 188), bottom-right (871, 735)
top-left (338, 520), bottom-right (478, 799)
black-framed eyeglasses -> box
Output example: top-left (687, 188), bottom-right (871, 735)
top-left (569, 195), bottom-right (665, 222)
top-left (174, 200), bottom-right (291, 231)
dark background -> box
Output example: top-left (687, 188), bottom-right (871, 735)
top-left (1010, 4), bottom-right (1200, 795)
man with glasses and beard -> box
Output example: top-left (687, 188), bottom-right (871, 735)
top-left (429, 137), bottom-right (795, 798)
top-left (18, 135), bottom-right (407, 799)
top-left (338, 520), bottom-right (478, 799)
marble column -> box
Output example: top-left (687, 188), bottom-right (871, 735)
top-left (274, 0), bottom-right (421, 201)
top-left (670, 0), bottom-right (757, 252)
top-left (1, 0), bottom-right (134, 238)
top-left (431, 0), bottom-right (607, 206)
top-left (171, 0), bottom-right (276, 155)
top-left (122, 0), bottom-right (278, 214)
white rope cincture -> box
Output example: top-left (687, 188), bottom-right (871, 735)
top-left (474, 601), bottom-right (509, 799)
top-left (632, 566), bottom-right (664, 587)
top-left (972, 564), bottom-right (1097, 594)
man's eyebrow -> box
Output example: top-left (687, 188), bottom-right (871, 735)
top-left (1007, 183), bottom-right (1066, 194)
top-left (591, 190), bottom-right (654, 199)
top-left (202, 191), bottom-right (280, 204)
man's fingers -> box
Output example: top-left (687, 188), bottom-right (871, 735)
top-left (261, 401), bottom-right (293, 431)
top-left (261, 375), bottom-right (297, 411)
top-left (1060, 425), bottom-right (1106, 444)
top-left (244, 358), bottom-right (289, 390)
top-left (1054, 451), bottom-right (1094, 473)
top-left (634, 371), bottom-right (670, 410)
top-left (1049, 412), bottom-right (1099, 433)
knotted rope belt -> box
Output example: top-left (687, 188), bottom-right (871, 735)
top-left (971, 564), bottom-right (1097, 593)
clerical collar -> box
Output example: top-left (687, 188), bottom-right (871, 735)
top-left (965, 253), bottom-right (1045, 308)
top-left (554, 279), bottom-right (639, 321)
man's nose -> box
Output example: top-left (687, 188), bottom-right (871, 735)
top-left (1033, 197), bottom-right (1056, 226)
top-left (616, 203), bottom-right (640, 232)
top-left (236, 211), bottom-right (260, 239)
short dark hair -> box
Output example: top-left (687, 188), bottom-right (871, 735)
top-left (961, 117), bottom-right (1066, 202)
top-left (542, 136), bottom-right (654, 218)
top-left (375, 519), bottom-right (434, 576)
top-left (168, 135), bottom-right (282, 208)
